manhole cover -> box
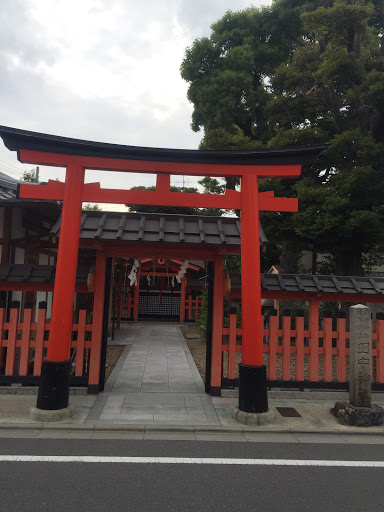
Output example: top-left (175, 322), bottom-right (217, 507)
top-left (276, 407), bottom-right (301, 418)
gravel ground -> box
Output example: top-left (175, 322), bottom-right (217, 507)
top-left (181, 324), bottom-right (350, 384)
top-left (105, 346), bottom-right (125, 382)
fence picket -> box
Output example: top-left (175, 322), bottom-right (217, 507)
top-left (323, 314), bottom-right (333, 382)
top-left (268, 311), bottom-right (278, 380)
top-left (282, 311), bottom-right (291, 381)
top-left (33, 302), bottom-right (47, 376)
top-left (309, 300), bottom-right (320, 381)
top-left (295, 312), bottom-right (305, 381)
top-left (19, 303), bottom-right (33, 376)
top-left (5, 301), bottom-right (19, 376)
top-left (0, 303), bottom-right (5, 354)
top-left (336, 313), bottom-right (347, 382)
top-left (228, 312), bottom-right (237, 380)
top-left (75, 309), bottom-right (87, 376)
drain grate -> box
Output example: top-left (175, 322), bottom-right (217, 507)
top-left (276, 407), bottom-right (301, 418)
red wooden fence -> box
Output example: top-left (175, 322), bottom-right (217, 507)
top-left (0, 301), bottom-right (93, 380)
top-left (120, 293), bottom-right (134, 319)
top-left (184, 295), bottom-right (202, 322)
top-left (221, 311), bottom-right (384, 384)
top-left (119, 292), bottom-right (203, 322)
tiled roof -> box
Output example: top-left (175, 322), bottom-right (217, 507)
top-left (0, 171), bottom-right (18, 201)
top-left (1, 265), bottom-right (383, 297)
top-left (51, 211), bottom-right (268, 247)
top-left (0, 264), bottom-right (89, 284)
top-left (229, 272), bottom-right (384, 296)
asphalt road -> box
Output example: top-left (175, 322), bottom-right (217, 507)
top-left (1, 438), bottom-right (384, 512)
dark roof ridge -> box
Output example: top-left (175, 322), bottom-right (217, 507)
top-left (0, 125), bottom-right (329, 165)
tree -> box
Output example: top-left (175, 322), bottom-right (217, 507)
top-left (22, 169), bottom-right (38, 183)
top-left (181, 1), bottom-right (384, 275)
top-left (126, 186), bottom-right (200, 215)
top-left (268, 0), bottom-right (384, 275)
top-left (83, 204), bottom-right (101, 211)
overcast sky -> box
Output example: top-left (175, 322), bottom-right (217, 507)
top-left (0, 0), bottom-right (271, 209)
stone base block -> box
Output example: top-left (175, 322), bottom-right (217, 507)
top-left (30, 405), bottom-right (74, 423)
top-left (331, 401), bottom-right (384, 427)
top-left (232, 407), bottom-right (273, 426)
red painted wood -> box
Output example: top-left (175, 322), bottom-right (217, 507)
top-left (5, 305), bottom-right (19, 375)
top-left (240, 174), bottom-right (263, 366)
top-left (88, 250), bottom-right (106, 388)
top-left (19, 149), bottom-right (302, 178)
top-left (309, 300), bottom-right (320, 381)
top-left (268, 315), bottom-right (278, 380)
top-left (75, 310), bottom-right (86, 377)
top-left (377, 319), bottom-right (384, 383)
top-left (156, 173), bottom-right (170, 193)
top-left (211, 256), bottom-right (225, 390)
top-left (20, 180), bottom-right (300, 212)
top-left (336, 317), bottom-right (347, 382)
top-left (133, 269), bottom-right (140, 322)
top-left (228, 313), bottom-right (237, 380)
top-left (179, 276), bottom-right (186, 323)
top-left (100, 243), bottom-right (233, 260)
top-left (33, 306), bottom-right (47, 376)
top-left (295, 316), bottom-right (305, 381)
top-left (19, 308), bottom-right (32, 376)
top-left (282, 314), bottom-right (291, 381)
top-left (0, 307), bottom-right (4, 354)
top-left (323, 317), bottom-right (333, 382)
top-left (47, 163), bottom-right (85, 362)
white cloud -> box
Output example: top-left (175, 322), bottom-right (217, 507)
top-left (0, 0), bottom-right (271, 205)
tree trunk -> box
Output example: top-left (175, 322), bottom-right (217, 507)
top-left (279, 241), bottom-right (302, 274)
top-left (335, 249), bottom-right (364, 276)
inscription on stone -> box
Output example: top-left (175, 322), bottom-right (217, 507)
top-left (349, 305), bottom-right (372, 408)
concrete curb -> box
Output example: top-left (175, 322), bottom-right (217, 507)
top-left (0, 422), bottom-right (383, 436)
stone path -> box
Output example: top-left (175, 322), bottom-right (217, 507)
top-left (87, 323), bottom-right (220, 426)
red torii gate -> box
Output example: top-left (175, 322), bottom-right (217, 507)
top-left (0, 126), bottom-right (326, 417)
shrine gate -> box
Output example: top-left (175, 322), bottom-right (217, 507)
top-left (0, 125), bottom-right (326, 417)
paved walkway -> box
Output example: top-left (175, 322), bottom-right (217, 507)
top-left (87, 322), bottom-right (220, 426)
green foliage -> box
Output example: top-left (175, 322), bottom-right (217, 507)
top-left (127, 185), bottom-right (199, 215)
top-left (22, 170), bottom-right (38, 183)
top-left (83, 204), bottom-right (101, 211)
top-left (196, 288), bottom-right (208, 336)
top-left (181, 0), bottom-right (384, 276)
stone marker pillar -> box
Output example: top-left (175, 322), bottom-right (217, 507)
top-left (349, 304), bottom-right (371, 408)
top-left (332, 305), bottom-right (384, 427)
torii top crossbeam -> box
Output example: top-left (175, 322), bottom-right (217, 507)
top-left (0, 125), bottom-right (326, 412)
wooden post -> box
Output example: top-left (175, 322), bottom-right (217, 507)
top-left (133, 268), bottom-right (140, 322)
top-left (5, 301), bottom-right (19, 376)
top-left (309, 298), bottom-right (320, 382)
top-left (210, 255), bottom-right (224, 396)
top-left (36, 163), bottom-right (84, 412)
top-left (19, 302), bottom-right (33, 376)
top-left (88, 250), bottom-right (106, 393)
top-left (239, 174), bottom-right (268, 413)
top-left (180, 276), bottom-right (186, 323)
top-left (295, 310), bottom-right (305, 382)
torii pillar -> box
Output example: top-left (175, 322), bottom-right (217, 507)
top-left (34, 163), bottom-right (85, 417)
top-left (239, 174), bottom-right (267, 412)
